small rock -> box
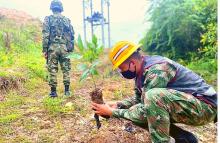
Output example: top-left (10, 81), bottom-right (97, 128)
top-left (65, 102), bottom-right (73, 107)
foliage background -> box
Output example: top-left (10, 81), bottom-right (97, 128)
top-left (140, 0), bottom-right (217, 86)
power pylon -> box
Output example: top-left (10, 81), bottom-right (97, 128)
top-left (82, 0), bottom-right (111, 48)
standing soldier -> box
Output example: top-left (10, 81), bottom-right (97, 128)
top-left (42, 0), bottom-right (74, 97)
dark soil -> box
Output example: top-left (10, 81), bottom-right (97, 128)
top-left (86, 119), bottom-right (151, 143)
top-left (0, 76), bottom-right (25, 92)
top-left (90, 88), bottom-right (104, 104)
top-left (90, 88), bottom-right (110, 129)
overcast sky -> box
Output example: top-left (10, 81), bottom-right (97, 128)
top-left (0, 0), bottom-right (151, 47)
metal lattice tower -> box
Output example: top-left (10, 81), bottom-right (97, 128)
top-left (82, 0), bottom-right (111, 48)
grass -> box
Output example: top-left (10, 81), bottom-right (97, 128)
top-left (0, 125), bottom-right (14, 136)
top-left (22, 118), bottom-right (39, 131)
top-left (10, 136), bottom-right (32, 143)
top-left (0, 113), bottom-right (22, 124)
top-left (186, 58), bottom-right (217, 88)
top-left (37, 134), bottom-right (55, 143)
top-left (43, 97), bottom-right (66, 115)
top-left (24, 77), bottom-right (46, 91)
top-left (55, 120), bottom-right (64, 131)
top-left (0, 92), bottom-right (24, 126)
top-left (0, 93), bottom-right (24, 109)
top-left (42, 96), bottom-right (77, 116)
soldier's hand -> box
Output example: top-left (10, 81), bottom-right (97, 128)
top-left (91, 102), bottom-right (113, 117)
top-left (107, 101), bottom-right (118, 109)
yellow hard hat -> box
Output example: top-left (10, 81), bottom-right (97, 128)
top-left (109, 41), bottom-right (142, 70)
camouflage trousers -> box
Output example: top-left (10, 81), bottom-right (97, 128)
top-left (47, 43), bottom-right (71, 87)
top-left (113, 88), bottom-right (217, 143)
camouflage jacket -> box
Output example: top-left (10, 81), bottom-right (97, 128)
top-left (118, 62), bottom-right (177, 109)
top-left (42, 13), bottom-right (74, 53)
top-left (113, 55), bottom-right (217, 117)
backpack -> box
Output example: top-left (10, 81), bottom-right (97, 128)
top-left (48, 15), bottom-right (74, 52)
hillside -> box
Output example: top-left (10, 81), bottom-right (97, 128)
top-left (0, 7), bottom-right (41, 25)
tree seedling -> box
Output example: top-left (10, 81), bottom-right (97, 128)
top-left (69, 35), bottom-right (109, 129)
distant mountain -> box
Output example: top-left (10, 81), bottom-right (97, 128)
top-left (0, 7), bottom-right (42, 45)
top-left (0, 7), bottom-right (41, 26)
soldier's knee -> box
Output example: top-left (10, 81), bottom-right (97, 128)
top-left (61, 59), bottom-right (71, 71)
top-left (48, 60), bottom-right (58, 72)
top-left (143, 88), bottom-right (168, 105)
top-left (61, 64), bottom-right (70, 72)
top-left (48, 65), bottom-right (58, 73)
top-left (145, 88), bottom-right (164, 98)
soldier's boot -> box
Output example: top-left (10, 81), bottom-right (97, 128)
top-left (49, 87), bottom-right (57, 98)
top-left (170, 124), bottom-right (198, 143)
top-left (64, 85), bottom-right (70, 96)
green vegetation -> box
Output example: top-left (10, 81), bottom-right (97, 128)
top-left (69, 35), bottom-right (104, 89)
top-left (0, 18), bottom-right (46, 80)
top-left (43, 97), bottom-right (74, 115)
top-left (0, 92), bottom-right (24, 125)
top-left (141, 0), bottom-right (217, 85)
top-left (0, 113), bottom-right (22, 124)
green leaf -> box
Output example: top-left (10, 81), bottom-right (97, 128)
top-left (87, 42), bottom-right (94, 51)
top-left (77, 63), bottom-right (88, 71)
top-left (97, 45), bottom-right (104, 55)
top-left (91, 61), bottom-right (100, 68)
top-left (77, 35), bottom-right (85, 52)
top-left (90, 68), bottom-right (98, 76)
top-left (73, 34), bottom-right (104, 83)
top-left (92, 35), bottom-right (98, 47)
top-left (67, 53), bottom-right (82, 59)
top-left (80, 69), bottom-right (90, 82)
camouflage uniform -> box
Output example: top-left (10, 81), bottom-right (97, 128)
top-left (113, 62), bottom-right (217, 143)
top-left (42, 12), bottom-right (74, 88)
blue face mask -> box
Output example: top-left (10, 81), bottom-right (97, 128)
top-left (120, 62), bottom-right (136, 79)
